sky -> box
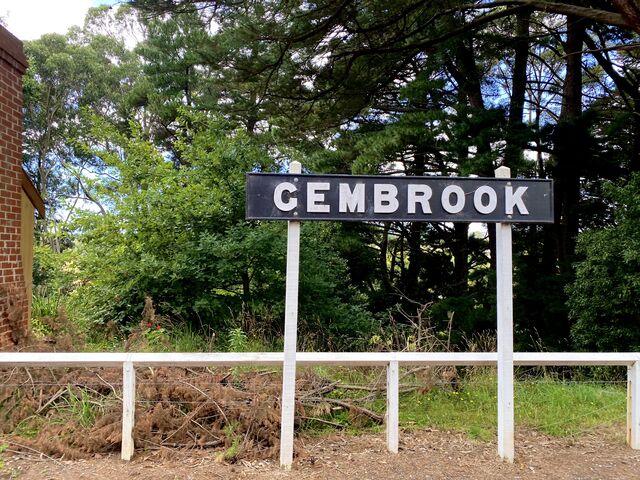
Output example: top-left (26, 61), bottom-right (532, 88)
top-left (2, 0), bottom-right (117, 41)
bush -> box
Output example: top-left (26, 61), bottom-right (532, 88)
top-left (568, 174), bottom-right (640, 351)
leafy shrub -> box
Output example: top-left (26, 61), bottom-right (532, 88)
top-left (568, 174), bottom-right (640, 351)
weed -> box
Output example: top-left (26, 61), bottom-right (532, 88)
top-left (218, 422), bottom-right (243, 462)
top-left (0, 443), bottom-right (7, 470)
top-left (0, 442), bottom-right (18, 478)
top-left (31, 291), bottom-right (62, 322)
top-left (227, 327), bottom-right (249, 352)
top-left (67, 387), bottom-right (98, 428)
top-left (10, 417), bottom-right (43, 439)
top-left (297, 367), bottom-right (626, 444)
top-left (171, 324), bottom-right (214, 352)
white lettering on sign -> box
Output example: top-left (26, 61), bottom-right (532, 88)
top-left (441, 185), bottom-right (465, 213)
top-left (274, 182), bottom-right (297, 211)
top-left (307, 182), bottom-right (330, 213)
top-left (505, 186), bottom-right (529, 215)
top-left (374, 184), bottom-right (399, 213)
top-left (264, 179), bottom-right (540, 219)
top-left (474, 186), bottom-right (497, 214)
top-left (407, 184), bottom-right (432, 214)
top-left (339, 183), bottom-right (365, 213)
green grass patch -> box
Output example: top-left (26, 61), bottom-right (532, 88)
top-left (298, 368), bottom-right (626, 442)
top-left (400, 382), bottom-right (497, 441)
top-left (398, 373), bottom-right (626, 441)
top-left (515, 379), bottom-right (626, 436)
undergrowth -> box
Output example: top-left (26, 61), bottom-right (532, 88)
top-left (13, 296), bottom-right (628, 461)
top-left (398, 370), bottom-right (626, 441)
top-left (0, 364), bottom-right (627, 462)
top-left (300, 366), bottom-right (627, 443)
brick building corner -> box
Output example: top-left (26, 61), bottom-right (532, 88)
top-left (0, 25), bottom-right (44, 349)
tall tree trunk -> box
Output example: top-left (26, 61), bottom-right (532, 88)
top-left (403, 223), bottom-right (424, 301)
top-left (241, 271), bottom-right (251, 304)
top-left (505, 9), bottom-right (531, 172)
top-left (536, 15), bottom-right (585, 347)
top-left (379, 223), bottom-right (392, 292)
top-left (448, 37), bottom-right (494, 270)
top-left (452, 223), bottom-right (469, 296)
top-left (554, 15), bottom-right (584, 272)
top-left (612, 0), bottom-right (640, 33)
top-left (632, 100), bottom-right (640, 173)
top-left (399, 150), bottom-right (429, 301)
top-left (583, 32), bottom-right (640, 174)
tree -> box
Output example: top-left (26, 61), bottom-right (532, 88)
top-left (568, 174), bottom-right (640, 351)
top-left (125, 0), bottom-right (640, 347)
top-left (22, 28), bottom-right (140, 248)
top-left (70, 112), bottom-right (372, 346)
top-left (24, 0), bottom-right (640, 350)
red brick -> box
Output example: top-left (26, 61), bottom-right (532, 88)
top-left (0, 26), bottom-right (29, 350)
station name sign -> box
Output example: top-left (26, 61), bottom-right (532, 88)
top-left (246, 173), bottom-right (553, 223)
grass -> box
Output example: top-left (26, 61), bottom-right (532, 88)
top-left (398, 371), bottom-right (626, 441)
top-left (0, 443), bottom-right (7, 470)
top-left (301, 367), bottom-right (627, 443)
top-left (63, 387), bottom-right (99, 428)
top-left (400, 382), bottom-right (497, 441)
top-left (515, 378), bottom-right (626, 436)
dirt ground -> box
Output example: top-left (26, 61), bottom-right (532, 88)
top-left (3, 427), bottom-right (640, 480)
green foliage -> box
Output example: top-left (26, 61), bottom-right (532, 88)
top-left (219, 422), bottom-right (243, 462)
top-left (23, 27), bottom-right (140, 237)
top-left (58, 111), bottom-right (373, 349)
top-left (399, 373), bottom-right (625, 440)
top-left (301, 368), bottom-right (625, 441)
top-left (31, 292), bottom-right (62, 323)
top-left (141, 325), bottom-right (170, 351)
top-left (401, 382), bottom-right (497, 441)
top-left (568, 174), bottom-right (640, 351)
top-left (32, 244), bottom-right (81, 297)
top-left (227, 327), bottom-right (249, 352)
top-left (0, 443), bottom-right (6, 471)
top-left (22, 0), bottom-right (640, 354)
top-left (515, 379), bottom-right (625, 436)
top-left (69, 114), bottom-right (262, 327)
top-left (170, 324), bottom-right (216, 352)
top-left (64, 387), bottom-right (97, 428)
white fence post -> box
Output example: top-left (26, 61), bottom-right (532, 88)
top-left (2, 351), bottom-right (639, 461)
top-left (386, 360), bottom-right (399, 453)
top-left (495, 166), bottom-right (515, 463)
top-left (280, 161), bottom-right (302, 470)
top-left (121, 361), bottom-right (136, 461)
top-left (629, 361), bottom-right (640, 449)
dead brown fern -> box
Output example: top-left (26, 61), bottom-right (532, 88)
top-left (0, 285), bottom-right (29, 347)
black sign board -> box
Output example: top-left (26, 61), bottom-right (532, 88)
top-left (246, 173), bottom-right (553, 223)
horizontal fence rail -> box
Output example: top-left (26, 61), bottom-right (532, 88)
top-left (2, 351), bottom-right (639, 367)
top-left (1, 351), bottom-right (639, 461)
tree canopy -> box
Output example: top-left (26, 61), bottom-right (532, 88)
top-left (23, 1), bottom-right (640, 351)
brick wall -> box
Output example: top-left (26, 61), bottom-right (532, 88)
top-left (0, 26), bottom-right (28, 349)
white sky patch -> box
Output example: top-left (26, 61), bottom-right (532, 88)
top-left (2, 0), bottom-right (114, 40)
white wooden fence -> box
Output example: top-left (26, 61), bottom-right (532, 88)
top-left (1, 351), bottom-right (639, 463)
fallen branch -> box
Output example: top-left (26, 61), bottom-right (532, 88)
top-left (34, 387), bottom-right (66, 415)
top-left (301, 396), bottom-right (384, 424)
top-left (147, 440), bottom-right (224, 449)
top-left (300, 416), bottom-right (346, 428)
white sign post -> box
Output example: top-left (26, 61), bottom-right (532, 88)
top-left (386, 359), bottom-right (399, 453)
top-left (121, 360), bottom-right (136, 461)
top-left (495, 165), bottom-right (515, 462)
top-left (279, 161), bottom-right (302, 469)
top-left (245, 165), bottom-right (553, 467)
top-left (629, 361), bottom-right (640, 448)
